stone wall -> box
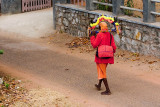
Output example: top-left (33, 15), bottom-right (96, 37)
top-left (120, 21), bottom-right (160, 57)
top-left (55, 4), bottom-right (160, 58)
top-left (1, 0), bottom-right (21, 14)
top-left (55, 6), bottom-right (91, 37)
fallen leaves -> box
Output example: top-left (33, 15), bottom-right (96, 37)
top-left (115, 51), bottom-right (159, 71)
top-left (0, 75), bottom-right (27, 107)
top-left (66, 37), bottom-right (94, 53)
top-left (66, 37), bottom-right (89, 48)
top-left (130, 58), bottom-right (140, 61)
top-left (130, 53), bottom-right (139, 57)
top-left (148, 61), bottom-right (157, 64)
top-left (115, 52), bottom-right (125, 58)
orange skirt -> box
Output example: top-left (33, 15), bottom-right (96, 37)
top-left (96, 63), bottom-right (108, 80)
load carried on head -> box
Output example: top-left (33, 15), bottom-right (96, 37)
top-left (88, 14), bottom-right (121, 35)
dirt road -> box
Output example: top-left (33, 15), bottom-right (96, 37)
top-left (0, 34), bottom-right (160, 107)
top-left (0, 8), bottom-right (160, 107)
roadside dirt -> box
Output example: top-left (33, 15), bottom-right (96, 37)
top-left (0, 64), bottom-right (79, 107)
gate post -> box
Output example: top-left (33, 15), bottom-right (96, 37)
top-left (58, 0), bottom-right (67, 3)
top-left (53, 0), bottom-right (59, 30)
top-left (67, 0), bottom-right (71, 3)
top-left (53, 0), bottom-right (67, 29)
top-left (112, 0), bottom-right (124, 16)
top-left (86, 0), bottom-right (95, 11)
top-left (143, 0), bottom-right (155, 22)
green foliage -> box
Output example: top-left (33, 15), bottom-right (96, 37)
top-left (0, 50), bottom-right (4, 54)
top-left (98, 0), bottom-right (112, 12)
top-left (124, 0), bottom-right (134, 16)
top-left (4, 82), bottom-right (10, 89)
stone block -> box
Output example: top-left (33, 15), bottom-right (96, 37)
top-left (143, 26), bottom-right (149, 33)
top-left (82, 26), bottom-right (87, 32)
top-left (158, 31), bottom-right (160, 38)
top-left (84, 13), bottom-right (89, 17)
top-left (140, 43), bottom-right (150, 55)
top-left (77, 26), bottom-right (81, 30)
top-left (58, 7), bottom-right (63, 12)
top-left (89, 14), bottom-right (95, 19)
top-left (58, 12), bottom-right (63, 17)
top-left (121, 36), bottom-right (126, 43)
top-left (71, 13), bottom-right (75, 17)
top-left (81, 16), bottom-right (86, 20)
top-left (131, 40), bottom-right (140, 46)
top-left (71, 10), bottom-right (76, 13)
top-left (79, 12), bottom-right (84, 17)
top-left (75, 13), bottom-right (78, 17)
top-left (55, 7), bottom-right (58, 11)
top-left (63, 9), bottom-right (66, 12)
top-left (76, 18), bottom-right (79, 23)
top-left (63, 18), bottom-right (69, 27)
top-left (78, 30), bottom-right (81, 37)
top-left (125, 29), bottom-right (132, 38)
top-left (150, 44), bottom-right (160, 51)
top-left (125, 37), bottom-right (132, 44)
top-left (65, 9), bottom-right (71, 13)
top-left (122, 30), bottom-right (125, 36)
top-left (58, 18), bottom-right (62, 25)
top-left (125, 26), bottom-right (131, 30)
top-left (120, 43), bottom-right (127, 50)
top-left (68, 14), bottom-right (72, 21)
top-left (142, 34), bottom-right (150, 43)
top-left (134, 29), bottom-right (142, 41)
top-left (78, 31), bottom-right (86, 37)
top-left (63, 13), bottom-right (68, 18)
top-left (131, 45), bottom-right (139, 53)
top-left (72, 19), bottom-right (76, 25)
top-left (153, 37), bottom-right (160, 45)
top-left (81, 20), bottom-right (86, 25)
top-left (114, 34), bottom-right (121, 47)
top-left (126, 44), bottom-right (131, 51)
top-left (151, 28), bottom-right (156, 36)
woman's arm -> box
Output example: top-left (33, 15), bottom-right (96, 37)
top-left (90, 33), bottom-right (102, 48)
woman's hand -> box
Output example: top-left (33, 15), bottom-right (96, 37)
top-left (90, 31), bottom-right (96, 37)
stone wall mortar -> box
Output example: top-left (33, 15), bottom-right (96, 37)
top-left (55, 5), bottom-right (160, 58)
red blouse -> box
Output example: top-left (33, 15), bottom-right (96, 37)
top-left (90, 32), bottom-right (117, 64)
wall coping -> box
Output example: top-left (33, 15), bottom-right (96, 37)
top-left (55, 3), bottom-right (160, 29)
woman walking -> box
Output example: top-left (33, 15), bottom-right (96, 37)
top-left (90, 22), bottom-right (117, 95)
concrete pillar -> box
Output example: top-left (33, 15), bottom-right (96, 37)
top-left (67, 0), bottom-right (71, 3)
top-left (112, 0), bottom-right (124, 16)
top-left (1, 0), bottom-right (21, 14)
top-left (53, 0), bottom-right (67, 30)
top-left (143, 0), bottom-right (155, 22)
top-left (53, 0), bottom-right (57, 30)
top-left (86, 0), bottom-right (95, 11)
top-left (58, 0), bottom-right (67, 4)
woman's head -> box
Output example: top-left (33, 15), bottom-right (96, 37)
top-left (99, 22), bottom-right (108, 32)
